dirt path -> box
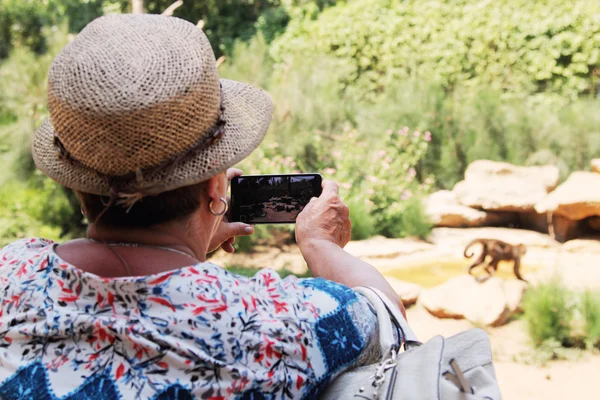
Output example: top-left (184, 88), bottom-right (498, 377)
top-left (495, 358), bottom-right (600, 400)
top-left (406, 306), bottom-right (600, 400)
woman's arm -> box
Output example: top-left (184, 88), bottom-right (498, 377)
top-left (296, 180), bottom-right (406, 318)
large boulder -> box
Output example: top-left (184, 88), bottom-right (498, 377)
top-left (453, 160), bottom-right (559, 212)
top-left (562, 238), bottom-right (600, 253)
top-left (551, 215), bottom-right (584, 243)
top-left (384, 277), bottom-right (422, 307)
top-left (592, 159), bottom-right (600, 173)
top-left (535, 172), bottom-right (600, 220)
top-left (419, 275), bottom-right (528, 327)
top-left (425, 190), bottom-right (514, 228)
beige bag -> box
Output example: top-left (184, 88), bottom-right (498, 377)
top-left (321, 286), bottom-right (502, 399)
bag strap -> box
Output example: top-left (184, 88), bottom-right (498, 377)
top-left (355, 286), bottom-right (421, 354)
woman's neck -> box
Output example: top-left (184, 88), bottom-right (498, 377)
top-left (87, 221), bottom-right (209, 263)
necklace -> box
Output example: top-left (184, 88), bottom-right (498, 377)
top-left (87, 238), bottom-right (199, 269)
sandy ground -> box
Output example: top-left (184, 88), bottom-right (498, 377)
top-left (406, 305), bottom-right (600, 400)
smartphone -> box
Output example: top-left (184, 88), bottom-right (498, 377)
top-left (230, 173), bottom-right (323, 224)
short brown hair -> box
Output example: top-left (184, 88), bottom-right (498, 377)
top-left (77, 183), bottom-right (206, 227)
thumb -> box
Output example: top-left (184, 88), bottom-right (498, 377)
top-left (303, 197), bottom-right (317, 210)
top-left (223, 222), bottom-right (254, 238)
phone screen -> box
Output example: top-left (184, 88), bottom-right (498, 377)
top-left (230, 173), bottom-right (323, 224)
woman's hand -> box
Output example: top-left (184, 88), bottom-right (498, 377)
top-left (296, 179), bottom-right (407, 318)
top-left (296, 180), bottom-right (352, 249)
top-left (208, 168), bottom-right (254, 254)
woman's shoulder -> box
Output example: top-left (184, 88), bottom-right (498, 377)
top-left (0, 237), bottom-right (54, 258)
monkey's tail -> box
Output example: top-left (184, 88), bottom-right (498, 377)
top-left (463, 239), bottom-right (482, 258)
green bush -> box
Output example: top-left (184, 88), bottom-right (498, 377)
top-left (0, 177), bottom-right (77, 247)
top-left (522, 280), bottom-right (575, 348)
top-left (0, 26), bottom-right (83, 248)
top-left (581, 290), bottom-right (600, 349)
top-left (522, 283), bottom-right (600, 353)
top-left (272, 0), bottom-right (600, 100)
top-left (346, 197), bottom-right (375, 241)
top-left (391, 196), bottom-right (433, 239)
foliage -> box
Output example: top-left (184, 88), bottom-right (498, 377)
top-left (522, 281), bottom-right (600, 355)
top-left (229, 45), bottom-right (435, 241)
top-left (359, 81), bottom-right (600, 187)
top-left (522, 280), bottom-right (575, 348)
top-left (0, 26), bottom-right (83, 245)
top-left (0, 176), bottom-right (76, 246)
top-left (0, 0), bottom-right (51, 59)
top-left (218, 34), bottom-right (273, 89)
top-left (345, 197), bottom-right (375, 241)
top-left (225, 264), bottom-right (312, 279)
top-left (1, 0), bottom-right (302, 59)
top-left (231, 34), bottom-right (599, 192)
top-left (272, 0), bottom-right (600, 101)
top-left (315, 126), bottom-right (434, 238)
top-left (581, 289), bottom-right (600, 349)
top-left (0, 26), bottom-right (69, 178)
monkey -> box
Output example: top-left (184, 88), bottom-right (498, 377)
top-left (463, 239), bottom-right (528, 283)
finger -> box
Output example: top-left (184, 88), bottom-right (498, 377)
top-left (222, 222), bottom-right (254, 237)
top-left (321, 180), bottom-right (339, 196)
top-left (226, 168), bottom-right (244, 181)
top-left (227, 237), bottom-right (236, 244)
top-left (221, 242), bottom-right (235, 253)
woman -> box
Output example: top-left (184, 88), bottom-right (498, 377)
top-left (0, 14), bottom-right (406, 399)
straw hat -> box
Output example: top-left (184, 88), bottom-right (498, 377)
top-left (32, 14), bottom-right (272, 205)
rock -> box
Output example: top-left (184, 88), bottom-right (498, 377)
top-left (384, 277), bottom-right (421, 306)
top-left (425, 190), bottom-right (513, 228)
top-left (453, 160), bottom-right (560, 212)
top-left (344, 236), bottom-right (433, 259)
top-left (551, 215), bottom-right (583, 243)
top-left (427, 227), bottom-right (559, 249)
top-left (503, 280), bottom-right (528, 314)
top-left (517, 211), bottom-right (549, 233)
top-left (592, 159), bottom-right (600, 173)
top-left (562, 238), bottom-right (600, 253)
top-left (589, 216), bottom-right (600, 232)
top-left (535, 172), bottom-right (600, 220)
top-left (419, 275), bottom-right (525, 327)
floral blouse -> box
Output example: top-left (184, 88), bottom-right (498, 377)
top-left (0, 238), bottom-right (382, 399)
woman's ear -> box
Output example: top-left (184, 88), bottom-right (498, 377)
top-left (205, 172), bottom-right (227, 203)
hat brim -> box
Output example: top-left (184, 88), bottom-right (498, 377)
top-left (32, 79), bottom-right (273, 196)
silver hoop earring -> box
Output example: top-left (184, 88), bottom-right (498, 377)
top-left (209, 196), bottom-right (228, 216)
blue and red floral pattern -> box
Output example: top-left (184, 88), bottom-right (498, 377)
top-left (0, 238), bottom-right (380, 399)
